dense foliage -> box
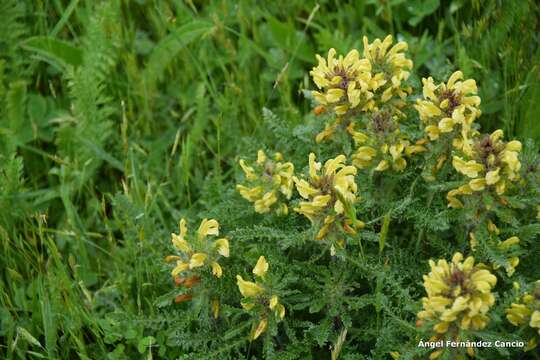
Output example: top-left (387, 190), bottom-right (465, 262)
top-left (1, 1), bottom-right (539, 359)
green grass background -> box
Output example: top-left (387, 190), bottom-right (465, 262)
top-left (0, 0), bottom-right (539, 358)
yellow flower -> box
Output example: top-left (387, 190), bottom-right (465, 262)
top-left (212, 299), bottom-right (220, 319)
top-left (213, 238), bottom-right (230, 257)
top-left (415, 71), bottom-right (480, 151)
top-left (236, 275), bottom-right (264, 297)
top-left (171, 261), bottom-right (189, 277)
top-left (418, 252), bottom-right (497, 336)
top-left (251, 318), bottom-right (268, 340)
top-left (447, 130), bottom-right (522, 207)
top-left (310, 48), bottom-right (373, 115)
top-left (237, 150), bottom-right (295, 215)
top-left (211, 261), bottom-right (223, 278)
top-left (171, 218), bottom-right (191, 253)
top-left (253, 256), bottom-right (269, 277)
top-left (189, 253), bottom-right (207, 269)
top-left (166, 218), bottom-right (230, 279)
top-left (198, 218), bottom-right (219, 239)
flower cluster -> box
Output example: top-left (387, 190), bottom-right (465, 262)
top-left (417, 252), bottom-right (497, 358)
top-left (415, 71), bottom-right (481, 149)
top-left (361, 35), bottom-right (413, 108)
top-left (310, 35), bottom-right (413, 143)
top-left (310, 48), bottom-right (373, 116)
top-left (447, 130), bottom-right (522, 208)
top-left (236, 256), bottom-right (285, 340)
top-left (506, 281), bottom-right (540, 351)
top-left (166, 218), bottom-right (230, 280)
top-left (293, 153), bottom-right (363, 245)
top-left (351, 110), bottom-right (426, 172)
top-left (237, 150), bottom-right (294, 215)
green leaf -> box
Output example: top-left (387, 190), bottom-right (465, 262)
top-left (137, 336), bottom-right (155, 354)
top-left (17, 327), bottom-right (43, 348)
top-left (22, 36), bottom-right (82, 68)
top-left (142, 21), bottom-right (213, 85)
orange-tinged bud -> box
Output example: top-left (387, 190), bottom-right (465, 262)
top-left (175, 294), bottom-right (193, 304)
top-left (174, 276), bottom-right (184, 286)
top-left (314, 105), bottom-right (326, 115)
top-left (183, 276), bottom-right (201, 288)
top-left (343, 222), bottom-right (357, 235)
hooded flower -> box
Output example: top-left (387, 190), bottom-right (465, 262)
top-left (506, 281), bottom-right (540, 351)
top-left (415, 71), bottom-right (481, 151)
top-left (417, 253), bottom-right (497, 338)
top-left (167, 218), bottom-right (230, 279)
top-left (447, 130), bottom-right (522, 208)
top-left (237, 150), bottom-right (294, 215)
top-left (236, 256), bottom-right (286, 340)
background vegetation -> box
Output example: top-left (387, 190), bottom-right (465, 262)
top-left (1, 0), bottom-right (539, 359)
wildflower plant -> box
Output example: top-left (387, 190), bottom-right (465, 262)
top-left (156, 33), bottom-right (540, 360)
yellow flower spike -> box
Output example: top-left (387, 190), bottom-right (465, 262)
top-left (418, 253), bottom-right (497, 335)
top-left (253, 256), bottom-right (269, 277)
top-left (171, 261), bottom-right (189, 277)
top-left (236, 275), bottom-right (264, 297)
top-left (310, 48), bottom-right (372, 117)
top-left (251, 318), bottom-right (268, 340)
top-left (447, 130), bottom-right (522, 206)
top-left (189, 253), bottom-right (207, 269)
top-left (213, 238), bottom-right (230, 257)
top-left (416, 71), bottom-right (480, 150)
top-left (211, 261), bottom-right (223, 278)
